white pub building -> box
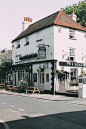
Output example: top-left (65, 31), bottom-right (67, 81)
top-left (7, 10), bottom-right (86, 93)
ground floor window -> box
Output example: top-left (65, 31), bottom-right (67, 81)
top-left (46, 74), bottom-right (49, 82)
top-left (71, 68), bottom-right (78, 81)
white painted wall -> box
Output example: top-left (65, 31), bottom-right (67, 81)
top-left (32, 62), bottom-right (52, 91)
top-left (54, 25), bottom-right (86, 75)
top-left (12, 26), bottom-right (54, 64)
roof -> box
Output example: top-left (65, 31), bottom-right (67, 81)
top-left (12, 10), bottom-right (86, 42)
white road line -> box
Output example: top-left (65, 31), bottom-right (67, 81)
top-left (1, 102), bottom-right (6, 105)
top-left (0, 119), bottom-right (9, 129)
top-left (12, 111), bottom-right (18, 112)
top-left (18, 108), bottom-right (25, 111)
top-left (9, 105), bottom-right (14, 107)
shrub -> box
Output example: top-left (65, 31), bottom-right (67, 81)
top-left (18, 78), bottom-right (28, 92)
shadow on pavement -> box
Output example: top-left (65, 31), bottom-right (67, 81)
top-left (5, 110), bottom-right (86, 129)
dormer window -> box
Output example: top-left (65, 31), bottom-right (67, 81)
top-left (69, 29), bottom-right (75, 39)
top-left (16, 40), bottom-right (20, 48)
top-left (24, 36), bottom-right (29, 46)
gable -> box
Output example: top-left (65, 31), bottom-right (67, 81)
top-left (12, 10), bottom-right (86, 43)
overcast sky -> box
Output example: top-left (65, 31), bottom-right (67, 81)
top-left (0, 0), bottom-right (84, 50)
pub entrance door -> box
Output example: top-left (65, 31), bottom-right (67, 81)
top-left (58, 73), bottom-right (65, 92)
top-left (39, 72), bottom-right (44, 91)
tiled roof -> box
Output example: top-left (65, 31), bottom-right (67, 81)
top-left (12, 10), bottom-right (86, 42)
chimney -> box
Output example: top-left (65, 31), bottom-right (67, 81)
top-left (22, 17), bottom-right (32, 31)
top-left (69, 10), bottom-right (77, 21)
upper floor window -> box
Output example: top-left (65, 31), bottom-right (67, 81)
top-left (69, 29), bottom-right (75, 39)
top-left (16, 40), bottom-right (20, 48)
top-left (24, 36), bottom-right (29, 46)
top-left (69, 48), bottom-right (75, 61)
top-left (16, 55), bottom-right (21, 62)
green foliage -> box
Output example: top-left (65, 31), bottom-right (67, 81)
top-left (37, 67), bottom-right (41, 72)
top-left (25, 76), bottom-right (34, 86)
top-left (69, 79), bottom-right (79, 86)
top-left (61, 0), bottom-right (86, 27)
top-left (18, 78), bottom-right (28, 92)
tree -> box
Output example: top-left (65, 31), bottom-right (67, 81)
top-left (61, 0), bottom-right (86, 27)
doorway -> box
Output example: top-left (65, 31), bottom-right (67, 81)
top-left (39, 72), bottom-right (44, 91)
top-left (58, 73), bottom-right (65, 92)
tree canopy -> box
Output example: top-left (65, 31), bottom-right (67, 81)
top-left (61, 0), bottom-right (86, 27)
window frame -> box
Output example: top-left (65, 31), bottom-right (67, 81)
top-left (24, 36), bottom-right (29, 46)
top-left (16, 40), bottom-right (20, 48)
top-left (46, 73), bottom-right (49, 82)
top-left (69, 29), bottom-right (76, 40)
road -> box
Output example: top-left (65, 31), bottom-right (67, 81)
top-left (0, 93), bottom-right (86, 129)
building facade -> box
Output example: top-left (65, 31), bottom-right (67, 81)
top-left (8, 10), bottom-right (86, 93)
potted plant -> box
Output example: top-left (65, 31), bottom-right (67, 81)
top-left (18, 78), bottom-right (28, 92)
top-left (69, 79), bottom-right (79, 86)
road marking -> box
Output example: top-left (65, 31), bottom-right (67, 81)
top-left (12, 111), bottom-right (18, 112)
top-left (18, 108), bottom-right (25, 111)
top-left (9, 105), bottom-right (14, 107)
top-left (0, 119), bottom-right (9, 129)
top-left (1, 102), bottom-right (6, 105)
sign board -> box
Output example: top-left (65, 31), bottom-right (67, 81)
top-left (38, 47), bottom-right (46, 59)
top-left (59, 61), bottom-right (84, 67)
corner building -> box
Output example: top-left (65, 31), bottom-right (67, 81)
top-left (10, 10), bottom-right (86, 93)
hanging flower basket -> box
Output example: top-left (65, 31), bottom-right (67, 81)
top-left (37, 67), bottom-right (41, 72)
top-left (53, 70), bottom-right (56, 74)
top-left (56, 68), bottom-right (60, 73)
top-left (26, 68), bottom-right (31, 72)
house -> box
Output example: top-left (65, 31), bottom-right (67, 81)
top-left (9, 10), bottom-right (86, 93)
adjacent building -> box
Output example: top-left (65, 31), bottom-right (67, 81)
top-left (8, 10), bottom-right (86, 93)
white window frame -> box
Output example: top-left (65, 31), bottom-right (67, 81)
top-left (16, 55), bottom-right (21, 62)
top-left (69, 29), bottom-right (75, 39)
top-left (25, 36), bottom-right (29, 46)
top-left (69, 48), bottom-right (75, 61)
top-left (16, 40), bottom-right (20, 48)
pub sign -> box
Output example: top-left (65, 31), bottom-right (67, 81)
top-left (38, 47), bottom-right (46, 59)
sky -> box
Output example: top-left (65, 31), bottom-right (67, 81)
top-left (0, 0), bottom-right (84, 50)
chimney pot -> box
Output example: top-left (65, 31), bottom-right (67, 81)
top-left (26, 17), bottom-right (28, 21)
top-left (30, 18), bottom-right (32, 22)
top-left (72, 10), bottom-right (74, 14)
top-left (28, 18), bottom-right (30, 22)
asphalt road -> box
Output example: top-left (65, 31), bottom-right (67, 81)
top-left (0, 94), bottom-right (86, 129)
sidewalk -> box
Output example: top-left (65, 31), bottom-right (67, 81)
top-left (0, 90), bottom-right (86, 106)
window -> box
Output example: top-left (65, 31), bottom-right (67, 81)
top-left (69, 29), bottom-right (75, 39)
top-left (70, 48), bottom-right (75, 56)
top-left (84, 34), bottom-right (86, 38)
top-left (16, 55), bottom-right (21, 62)
top-left (16, 40), bottom-right (20, 48)
top-left (25, 36), bottom-right (29, 46)
top-left (71, 69), bottom-right (78, 81)
top-left (33, 73), bottom-right (37, 82)
top-left (69, 48), bottom-right (75, 61)
top-left (46, 74), bottom-right (49, 82)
